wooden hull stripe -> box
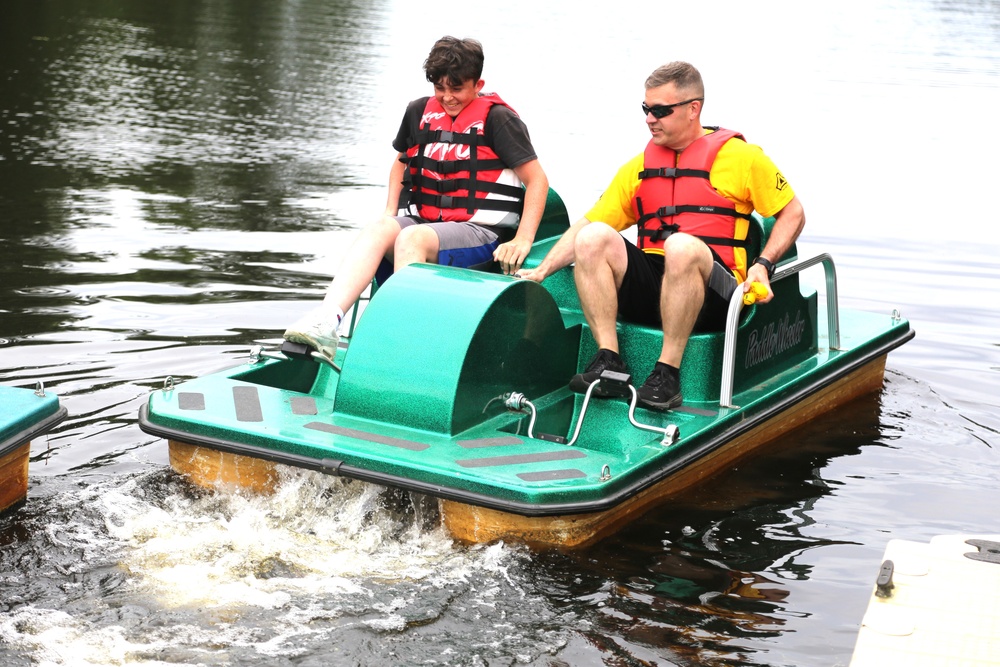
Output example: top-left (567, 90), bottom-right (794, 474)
top-left (303, 422), bottom-right (430, 451)
top-left (457, 449), bottom-right (587, 468)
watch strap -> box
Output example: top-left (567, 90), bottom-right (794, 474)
top-left (753, 256), bottom-right (775, 279)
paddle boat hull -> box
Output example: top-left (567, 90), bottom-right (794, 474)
top-left (1, 384), bottom-right (68, 514)
top-left (139, 192), bottom-right (914, 548)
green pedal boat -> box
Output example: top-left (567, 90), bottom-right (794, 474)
top-left (1, 382), bottom-right (67, 514)
top-left (139, 191), bottom-right (914, 548)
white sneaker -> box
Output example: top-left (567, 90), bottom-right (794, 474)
top-left (283, 307), bottom-right (341, 359)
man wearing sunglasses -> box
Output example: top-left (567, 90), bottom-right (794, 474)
top-left (517, 61), bottom-right (805, 411)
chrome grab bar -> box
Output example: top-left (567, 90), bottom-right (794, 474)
top-left (566, 379), bottom-right (680, 446)
top-left (505, 373), bottom-right (680, 447)
top-left (344, 279), bottom-right (378, 340)
top-left (720, 254), bottom-right (840, 408)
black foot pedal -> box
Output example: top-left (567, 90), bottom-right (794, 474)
top-left (597, 370), bottom-right (633, 398)
top-left (280, 340), bottom-right (314, 359)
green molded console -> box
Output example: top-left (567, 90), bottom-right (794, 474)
top-left (334, 264), bottom-right (578, 435)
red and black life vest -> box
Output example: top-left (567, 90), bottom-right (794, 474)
top-left (403, 94), bottom-right (524, 224)
top-left (633, 127), bottom-right (753, 271)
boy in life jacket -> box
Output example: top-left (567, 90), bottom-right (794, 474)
top-left (517, 61), bottom-right (805, 411)
top-left (284, 36), bottom-right (548, 358)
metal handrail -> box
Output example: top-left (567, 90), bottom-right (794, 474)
top-left (719, 254), bottom-right (840, 408)
top-left (344, 279), bottom-right (378, 340)
top-left (503, 378), bottom-right (680, 447)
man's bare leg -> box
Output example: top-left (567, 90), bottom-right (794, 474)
top-left (573, 223), bottom-right (629, 353)
top-left (568, 223), bottom-right (631, 395)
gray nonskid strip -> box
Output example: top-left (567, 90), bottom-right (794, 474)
top-left (304, 422), bottom-right (430, 451)
top-left (674, 405), bottom-right (717, 417)
top-left (517, 469), bottom-right (587, 482)
top-left (457, 449), bottom-right (586, 468)
top-left (456, 435), bottom-right (524, 448)
top-left (233, 386), bottom-right (263, 422)
top-left (178, 392), bottom-right (205, 411)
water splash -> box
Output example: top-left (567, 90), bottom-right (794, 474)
top-left (102, 469), bottom-right (467, 609)
top-left (1, 467), bottom-right (567, 666)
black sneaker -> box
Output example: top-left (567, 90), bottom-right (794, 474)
top-left (569, 349), bottom-right (629, 396)
top-left (636, 363), bottom-right (683, 411)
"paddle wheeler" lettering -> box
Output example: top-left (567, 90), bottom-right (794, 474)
top-left (744, 311), bottom-right (807, 370)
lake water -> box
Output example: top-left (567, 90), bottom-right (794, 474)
top-left (2, 1), bottom-right (998, 665)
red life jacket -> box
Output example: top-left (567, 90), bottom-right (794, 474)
top-left (632, 127), bottom-right (753, 272)
top-left (403, 94), bottom-right (524, 225)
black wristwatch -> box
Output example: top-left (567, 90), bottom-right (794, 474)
top-left (753, 256), bottom-right (775, 279)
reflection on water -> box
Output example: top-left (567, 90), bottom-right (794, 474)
top-left (2, 0), bottom-right (999, 665)
top-left (527, 392), bottom-right (886, 666)
top-left (6, 1), bottom-right (389, 189)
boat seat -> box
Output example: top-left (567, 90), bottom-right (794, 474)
top-left (346, 189), bottom-right (570, 338)
top-left (539, 212), bottom-right (807, 403)
top-left (375, 187), bottom-right (571, 282)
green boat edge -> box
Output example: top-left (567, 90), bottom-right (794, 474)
top-left (1, 383), bottom-right (68, 514)
top-left (138, 189), bottom-right (914, 535)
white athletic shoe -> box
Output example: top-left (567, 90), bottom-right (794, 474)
top-left (283, 307), bottom-right (341, 359)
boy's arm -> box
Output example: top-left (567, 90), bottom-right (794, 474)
top-left (516, 216), bottom-right (592, 283)
top-left (493, 159), bottom-right (548, 275)
top-left (384, 153), bottom-right (407, 216)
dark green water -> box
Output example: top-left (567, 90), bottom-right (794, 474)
top-left (2, 1), bottom-right (999, 665)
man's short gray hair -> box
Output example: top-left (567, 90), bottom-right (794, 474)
top-left (645, 61), bottom-right (705, 98)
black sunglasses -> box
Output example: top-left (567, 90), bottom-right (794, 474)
top-left (641, 98), bottom-right (703, 118)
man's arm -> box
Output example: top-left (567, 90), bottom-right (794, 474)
top-left (493, 159), bottom-right (548, 275)
top-left (516, 216), bottom-right (593, 283)
top-left (745, 195), bottom-right (806, 302)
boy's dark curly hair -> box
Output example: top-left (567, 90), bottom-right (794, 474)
top-left (424, 36), bottom-right (484, 87)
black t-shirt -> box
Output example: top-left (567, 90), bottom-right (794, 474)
top-left (391, 96), bottom-right (538, 170)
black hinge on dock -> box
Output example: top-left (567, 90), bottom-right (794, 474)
top-left (874, 559), bottom-right (895, 598)
top-left (965, 539), bottom-right (1000, 564)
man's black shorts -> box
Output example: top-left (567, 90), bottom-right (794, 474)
top-left (617, 240), bottom-right (738, 332)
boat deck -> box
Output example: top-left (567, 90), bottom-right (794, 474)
top-left (142, 295), bottom-right (911, 515)
top-left (138, 190), bottom-right (915, 547)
